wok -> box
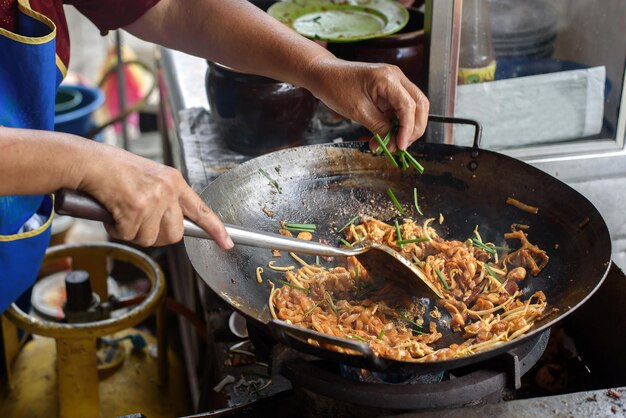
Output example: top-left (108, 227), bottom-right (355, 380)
top-left (185, 118), bottom-right (611, 373)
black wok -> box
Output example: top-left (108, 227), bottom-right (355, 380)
top-left (185, 120), bottom-right (611, 373)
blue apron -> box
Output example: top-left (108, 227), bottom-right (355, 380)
top-left (0, 0), bottom-right (64, 312)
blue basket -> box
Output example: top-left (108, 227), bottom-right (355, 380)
top-left (54, 85), bottom-right (105, 139)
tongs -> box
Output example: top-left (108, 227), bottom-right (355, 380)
top-left (55, 189), bottom-right (443, 298)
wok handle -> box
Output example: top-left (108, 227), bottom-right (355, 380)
top-left (268, 319), bottom-right (386, 369)
top-left (54, 189), bottom-right (352, 257)
top-left (427, 115), bottom-right (482, 152)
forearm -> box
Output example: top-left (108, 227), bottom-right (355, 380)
top-left (0, 127), bottom-right (96, 196)
top-left (124, 0), bottom-right (334, 90)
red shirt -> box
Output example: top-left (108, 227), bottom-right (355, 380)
top-left (0, 0), bottom-right (160, 70)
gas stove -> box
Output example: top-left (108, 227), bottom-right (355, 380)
top-left (183, 263), bottom-right (626, 417)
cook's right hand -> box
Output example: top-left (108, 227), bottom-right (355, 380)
top-left (79, 144), bottom-right (233, 249)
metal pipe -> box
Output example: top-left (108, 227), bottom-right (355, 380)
top-left (115, 30), bottom-right (129, 149)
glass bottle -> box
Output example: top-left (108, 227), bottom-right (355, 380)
top-left (458, 0), bottom-right (496, 84)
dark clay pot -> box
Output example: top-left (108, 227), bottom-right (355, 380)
top-left (205, 62), bottom-right (317, 155)
top-left (327, 8), bottom-right (426, 90)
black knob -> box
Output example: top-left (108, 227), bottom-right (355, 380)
top-left (64, 270), bottom-right (93, 311)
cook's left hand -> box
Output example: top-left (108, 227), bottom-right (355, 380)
top-left (306, 58), bottom-right (429, 152)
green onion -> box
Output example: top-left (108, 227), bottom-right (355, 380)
top-left (304, 301), bottom-right (319, 317)
top-left (402, 151), bottom-right (425, 174)
top-left (354, 285), bottom-right (373, 300)
top-left (413, 187), bottom-right (424, 216)
top-left (378, 329), bottom-right (385, 340)
top-left (355, 265), bottom-right (361, 291)
top-left (251, 382), bottom-right (261, 398)
top-left (278, 279), bottom-right (310, 294)
top-left (434, 267), bottom-right (449, 290)
top-left (483, 263), bottom-right (502, 283)
top-left (412, 329), bottom-right (425, 336)
top-left (394, 219), bottom-right (403, 248)
top-left (399, 151), bottom-right (409, 170)
top-left (398, 314), bottom-right (425, 334)
top-left (284, 223), bottom-right (316, 231)
top-left (284, 227), bottom-right (316, 233)
top-left (374, 134), bottom-right (399, 168)
top-left (315, 256), bottom-right (320, 266)
top-left (470, 238), bottom-right (497, 255)
top-left (258, 168), bottom-right (282, 193)
top-left (339, 238), bottom-right (353, 248)
top-left (349, 334), bottom-right (369, 343)
top-left (374, 130), bottom-right (392, 156)
top-left (325, 291), bottom-right (337, 315)
top-left (397, 237), bottom-right (431, 245)
top-left (386, 187), bottom-right (405, 215)
top-left (339, 215), bottom-right (360, 232)
top-left (473, 225), bottom-right (482, 242)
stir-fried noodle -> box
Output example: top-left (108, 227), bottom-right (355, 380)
top-left (267, 217), bottom-right (551, 362)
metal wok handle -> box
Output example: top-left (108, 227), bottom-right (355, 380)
top-left (268, 319), bottom-right (386, 369)
top-left (427, 115), bottom-right (483, 156)
top-left (54, 189), bottom-right (353, 257)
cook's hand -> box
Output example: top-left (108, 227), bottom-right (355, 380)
top-left (79, 145), bottom-right (233, 249)
top-left (306, 58), bottom-right (429, 152)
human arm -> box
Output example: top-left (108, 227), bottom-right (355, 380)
top-left (124, 0), bottom-right (429, 150)
top-left (0, 127), bottom-right (233, 249)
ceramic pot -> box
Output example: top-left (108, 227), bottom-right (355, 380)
top-left (205, 62), bottom-right (317, 155)
top-left (327, 8), bottom-right (426, 90)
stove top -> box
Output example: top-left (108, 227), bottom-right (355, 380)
top-left (188, 263), bottom-right (626, 417)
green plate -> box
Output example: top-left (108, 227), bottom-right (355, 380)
top-left (267, 0), bottom-right (409, 42)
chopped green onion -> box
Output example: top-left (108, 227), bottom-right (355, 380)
top-left (394, 219), bottom-right (403, 248)
top-left (304, 301), bottom-right (319, 317)
top-left (315, 256), bottom-right (320, 265)
top-left (374, 134), bottom-right (399, 168)
top-left (325, 291), bottom-right (337, 315)
top-left (402, 151), bottom-right (425, 174)
top-left (412, 329), bottom-right (425, 336)
top-left (386, 187), bottom-right (405, 215)
top-left (398, 314), bottom-right (425, 334)
top-left (339, 215), bottom-right (360, 232)
top-left (470, 238), bottom-right (497, 255)
top-left (378, 329), bottom-right (385, 340)
top-left (473, 225), bottom-right (482, 242)
top-left (349, 334), bottom-right (369, 343)
top-left (278, 279), bottom-right (310, 294)
top-left (399, 151), bottom-right (409, 170)
top-left (284, 227), bottom-right (317, 233)
top-left (339, 238), bottom-right (353, 248)
top-left (397, 237), bottom-right (430, 245)
top-left (413, 187), bottom-right (424, 216)
top-left (483, 263), bottom-right (502, 283)
top-left (374, 130), bottom-right (392, 156)
top-left (354, 285), bottom-right (373, 300)
top-left (434, 267), bottom-right (449, 291)
top-left (355, 265), bottom-right (361, 291)
top-left (284, 223), bottom-right (316, 231)
top-left (258, 168), bottom-right (282, 193)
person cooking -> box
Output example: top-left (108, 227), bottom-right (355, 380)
top-left (0, 0), bottom-right (429, 312)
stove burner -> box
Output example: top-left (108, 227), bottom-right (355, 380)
top-left (339, 364), bottom-right (445, 385)
top-left (277, 330), bottom-right (550, 411)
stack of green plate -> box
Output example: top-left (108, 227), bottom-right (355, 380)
top-left (267, 0), bottom-right (409, 42)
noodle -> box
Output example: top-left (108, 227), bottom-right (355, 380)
top-left (266, 217), bottom-right (551, 362)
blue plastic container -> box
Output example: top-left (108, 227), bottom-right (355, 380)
top-left (54, 84), bottom-right (105, 139)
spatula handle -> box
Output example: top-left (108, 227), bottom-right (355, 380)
top-left (54, 189), bottom-right (353, 257)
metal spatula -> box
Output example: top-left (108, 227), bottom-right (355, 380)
top-left (55, 189), bottom-right (443, 299)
